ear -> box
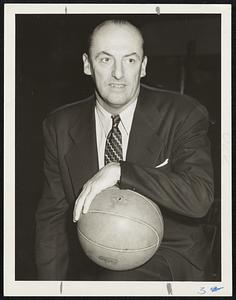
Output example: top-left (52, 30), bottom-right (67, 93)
top-left (140, 56), bottom-right (148, 78)
top-left (82, 53), bottom-right (92, 76)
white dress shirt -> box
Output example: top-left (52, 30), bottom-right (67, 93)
top-left (95, 99), bottom-right (138, 169)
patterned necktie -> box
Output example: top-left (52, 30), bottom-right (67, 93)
top-left (104, 115), bottom-right (123, 165)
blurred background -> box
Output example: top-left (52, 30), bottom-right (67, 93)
top-left (15, 14), bottom-right (221, 280)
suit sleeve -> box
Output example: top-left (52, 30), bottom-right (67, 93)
top-left (119, 104), bottom-right (214, 218)
top-left (35, 118), bottom-right (69, 280)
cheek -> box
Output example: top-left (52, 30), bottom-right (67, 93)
top-left (94, 64), bottom-right (111, 75)
top-left (128, 70), bottom-right (142, 85)
top-left (127, 66), bottom-right (142, 78)
top-left (93, 73), bottom-right (106, 85)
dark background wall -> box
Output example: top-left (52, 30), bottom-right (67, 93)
top-left (15, 14), bottom-right (221, 280)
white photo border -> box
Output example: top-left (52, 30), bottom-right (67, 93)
top-left (4, 3), bottom-right (232, 296)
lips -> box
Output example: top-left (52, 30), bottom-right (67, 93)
top-left (109, 83), bottom-right (126, 88)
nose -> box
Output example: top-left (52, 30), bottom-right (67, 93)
top-left (112, 61), bottom-right (124, 80)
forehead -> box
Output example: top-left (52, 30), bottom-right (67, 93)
top-left (90, 23), bottom-right (143, 56)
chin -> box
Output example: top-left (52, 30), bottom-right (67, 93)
top-left (104, 95), bottom-right (124, 104)
top-left (109, 99), bottom-right (129, 108)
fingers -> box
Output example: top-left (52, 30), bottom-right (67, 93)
top-left (82, 187), bottom-right (98, 214)
top-left (73, 200), bottom-right (83, 223)
top-left (73, 183), bottom-right (99, 222)
top-left (73, 163), bottom-right (121, 222)
top-left (73, 185), bottom-right (91, 222)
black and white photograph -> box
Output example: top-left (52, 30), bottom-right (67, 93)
top-left (4, 3), bottom-right (232, 296)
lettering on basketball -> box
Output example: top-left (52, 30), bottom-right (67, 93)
top-left (98, 256), bottom-right (118, 265)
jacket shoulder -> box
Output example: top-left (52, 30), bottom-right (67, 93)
top-left (141, 83), bottom-right (208, 118)
top-left (43, 95), bottom-right (94, 129)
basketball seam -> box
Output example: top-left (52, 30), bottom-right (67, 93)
top-left (78, 227), bottom-right (159, 253)
top-left (79, 210), bottom-right (160, 248)
top-left (88, 209), bottom-right (161, 243)
top-left (126, 191), bottom-right (164, 235)
top-left (96, 190), bottom-right (164, 236)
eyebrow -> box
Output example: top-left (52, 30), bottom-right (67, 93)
top-left (95, 51), bottom-right (141, 60)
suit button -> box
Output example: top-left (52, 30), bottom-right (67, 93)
top-left (132, 187), bottom-right (136, 191)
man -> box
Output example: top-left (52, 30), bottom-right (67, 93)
top-left (35, 19), bottom-right (214, 281)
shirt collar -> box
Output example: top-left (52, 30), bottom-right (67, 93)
top-left (95, 99), bottom-right (138, 136)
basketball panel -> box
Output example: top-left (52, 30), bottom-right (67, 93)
top-left (78, 233), bottom-right (159, 271)
top-left (89, 187), bottom-right (164, 238)
top-left (78, 212), bottom-right (159, 250)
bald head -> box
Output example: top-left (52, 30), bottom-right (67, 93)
top-left (87, 20), bottom-right (145, 58)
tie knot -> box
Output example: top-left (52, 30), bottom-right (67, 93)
top-left (112, 115), bottom-right (121, 128)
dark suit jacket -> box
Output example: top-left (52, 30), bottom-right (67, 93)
top-left (35, 84), bottom-right (214, 280)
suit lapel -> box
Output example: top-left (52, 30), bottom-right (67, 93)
top-left (126, 86), bottom-right (165, 166)
top-left (65, 86), bottom-right (166, 198)
top-left (65, 96), bottom-right (99, 198)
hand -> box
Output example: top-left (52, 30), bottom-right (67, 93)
top-left (73, 162), bottom-right (121, 222)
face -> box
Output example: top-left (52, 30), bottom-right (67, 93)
top-left (83, 23), bottom-right (147, 114)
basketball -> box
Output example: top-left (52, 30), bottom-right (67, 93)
top-left (77, 186), bottom-right (164, 271)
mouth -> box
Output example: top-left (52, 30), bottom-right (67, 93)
top-left (109, 83), bottom-right (126, 89)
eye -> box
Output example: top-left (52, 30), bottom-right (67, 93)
top-left (101, 57), bottom-right (111, 63)
top-left (127, 58), bottom-right (136, 64)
